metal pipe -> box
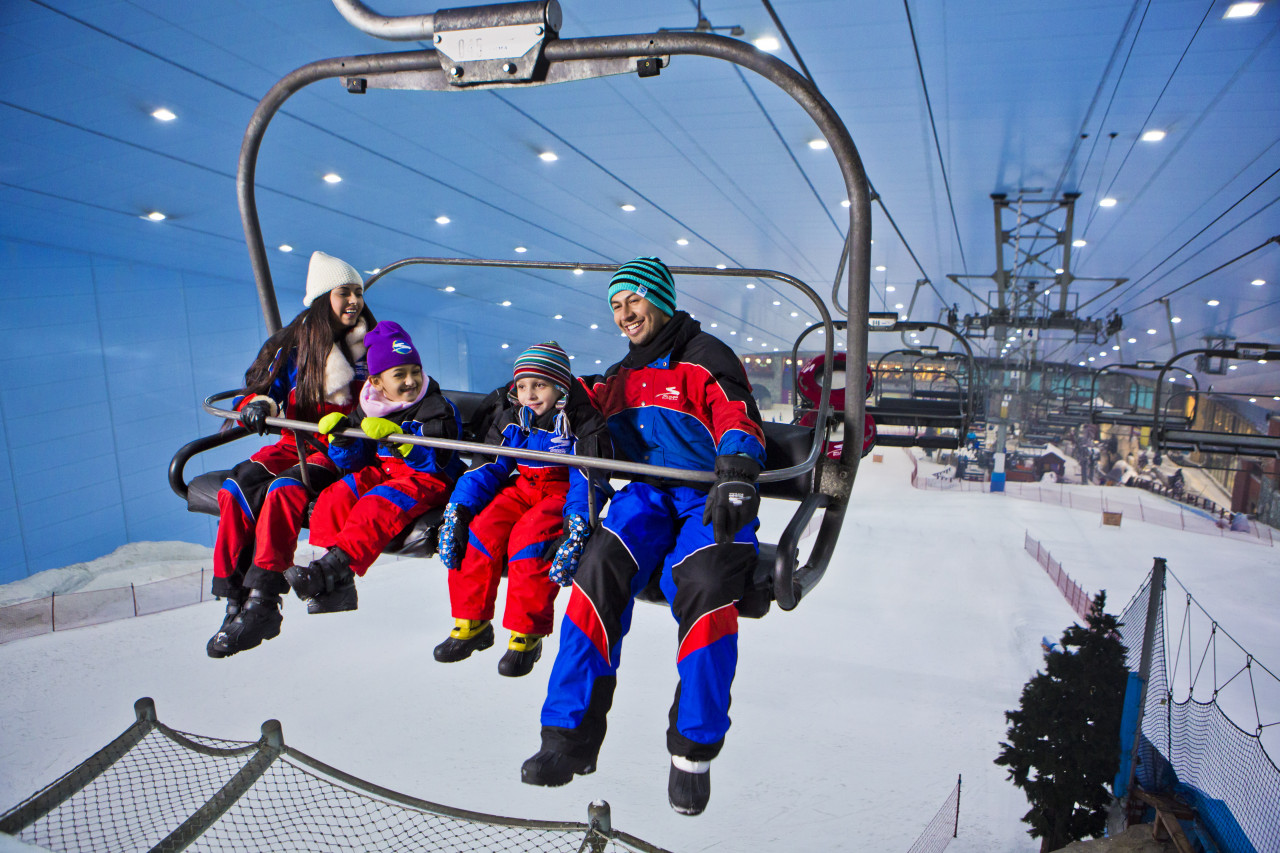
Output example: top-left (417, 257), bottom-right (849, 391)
top-left (330, 0), bottom-right (435, 41)
top-left (235, 29), bottom-right (872, 482)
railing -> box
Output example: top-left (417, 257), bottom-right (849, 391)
top-left (1022, 533), bottom-right (1091, 622)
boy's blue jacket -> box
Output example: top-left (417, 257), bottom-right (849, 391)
top-left (449, 380), bottom-right (612, 519)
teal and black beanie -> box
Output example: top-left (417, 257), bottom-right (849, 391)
top-left (607, 257), bottom-right (676, 317)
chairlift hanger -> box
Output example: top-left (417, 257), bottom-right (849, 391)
top-left (1151, 343), bottom-right (1280, 465)
top-left (1087, 362), bottom-right (1199, 429)
top-left (173, 0), bottom-right (874, 614)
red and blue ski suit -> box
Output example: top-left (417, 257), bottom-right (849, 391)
top-left (448, 384), bottom-right (611, 636)
top-left (538, 312), bottom-right (766, 764)
top-left (251, 377), bottom-right (464, 580)
top-left (212, 327), bottom-right (366, 598)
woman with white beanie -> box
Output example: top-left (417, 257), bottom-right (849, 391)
top-left (206, 251), bottom-right (376, 658)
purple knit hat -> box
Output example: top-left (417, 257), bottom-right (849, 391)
top-left (364, 321), bottom-right (422, 376)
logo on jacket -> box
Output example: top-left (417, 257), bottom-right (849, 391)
top-left (392, 340), bottom-right (412, 354)
top-left (549, 433), bottom-right (572, 453)
top-left (657, 385), bottom-right (680, 401)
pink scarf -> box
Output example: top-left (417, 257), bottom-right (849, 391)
top-left (359, 378), bottom-right (429, 418)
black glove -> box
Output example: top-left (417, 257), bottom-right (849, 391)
top-left (702, 455), bottom-right (762, 546)
top-left (240, 399), bottom-right (274, 436)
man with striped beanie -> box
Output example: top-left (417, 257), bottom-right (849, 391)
top-left (524, 258), bottom-right (767, 816)
top-left (434, 342), bottom-right (612, 678)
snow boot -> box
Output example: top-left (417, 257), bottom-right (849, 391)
top-left (432, 619), bottom-right (494, 662)
top-left (204, 592), bottom-right (246, 656)
top-left (285, 547), bottom-right (357, 614)
top-left (668, 756), bottom-right (711, 816)
top-left (520, 749), bottom-right (596, 787)
top-left (497, 632), bottom-right (544, 677)
top-left (206, 589), bottom-right (282, 658)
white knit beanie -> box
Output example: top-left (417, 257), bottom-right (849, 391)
top-left (303, 251), bottom-right (363, 307)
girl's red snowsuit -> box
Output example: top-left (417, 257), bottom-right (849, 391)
top-left (448, 382), bottom-right (611, 636)
top-left (252, 376), bottom-right (465, 580)
top-left (537, 311), bottom-right (767, 765)
top-left (212, 324), bottom-right (366, 598)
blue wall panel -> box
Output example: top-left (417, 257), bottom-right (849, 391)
top-left (0, 234), bottom-right (473, 585)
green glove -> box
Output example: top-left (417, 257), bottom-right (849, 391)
top-left (317, 412), bottom-right (350, 435)
top-left (361, 417), bottom-right (403, 441)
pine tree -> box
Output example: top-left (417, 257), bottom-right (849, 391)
top-left (995, 592), bottom-right (1129, 852)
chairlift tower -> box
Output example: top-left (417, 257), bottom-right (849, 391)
top-left (950, 194), bottom-right (1126, 345)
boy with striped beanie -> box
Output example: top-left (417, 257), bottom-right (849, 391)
top-left (435, 342), bottom-right (612, 678)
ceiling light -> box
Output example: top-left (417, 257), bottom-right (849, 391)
top-left (875, 265), bottom-right (886, 272)
top-left (573, 268), bottom-right (583, 275)
top-left (753, 35), bottom-right (781, 51)
top-left (895, 303), bottom-right (904, 309)
top-left (1224, 2), bottom-right (1262, 18)
top-left (772, 300), bottom-right (781, 306)
top-left (501, 300), bottom-right (511, 307)
top-left (807, 139), bottom-right (828, 151)
top-left (710, 323), bottom-right (718, 328)
top-left (1252, 279), bottom-right (1266, 286)
top-left (595, 359), bottom-right (602, 364)
top-left (1249, 397), bottom-right (1258, 403)
top-left (1079, 361), bottom-right (1087, 366)
top-left (1147, 329), bottom-right (1157, 335)
top-left (1127, 337), bottom-right (1136, 344)
top-left (746, 337), bottom-right (754, 342)
top-left (716, 264), bottom-right (727, 270)
top-left (790, 311), bottom-right (798, 317)
top-left (142, 211), bottom-right (166, 221)
top-left (1207, 299), bottom-right (1220, 306)
top-left (1073, 239), bottom-right (1087, 248)
top-left (676, 238), bottom-right (689, 246)
top-left (1171, 316), bottom-right (1182, 323)
top-left (1055, 268), bottom-right (1064, 274)
top-left (1099, 198), bottom-right (1117, 208)
top-left (589, 323), bottom-right (598, 329)
top-left (746, 283), bottom-right (756, 289)
top-left (323, 173), bottom-right (342, 183)
top-left (840, 199), bottom-right (851, 208)
top-left (1112, 345), bottom-right (1120, 351)
top-left (1100, 351), bottom-right (1109, 357)
top-left (619, 203), bottom-right (636, 212)
top-left (886, 285), bottom-right (895, 292)
top-left (539, 151), bottom-right (558, 162)
top-left (444, 286), bottom-right (456, 292)
top-left (1088, 357), bottom-right (1096, 362)
top-left (730, 330), bottom-right (737, 335)
top-left (514, 246), bottom-right (527, 253)
top-left (568, 355), bottom-right (575, 360)
top-left (435, 215), bottom-right (450, 224)
top-left (553, 314), bottom-right (563, 320)
top-left (1141, 129), bottom-right (1167, 142)
top-left (501, 343), bottom-right (510, 349)
top-left (278, 244), bottom-right (293, 253)
top-left (1230, 364), bottom-right (1239, 370)
top-left (151, 107), bottom-right (176, 122)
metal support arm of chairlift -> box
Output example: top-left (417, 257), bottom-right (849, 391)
top-left (1088, 362), bottom-right (1198, 428)
top-left (225, 1), bottom-right (872, 611)
top-left (1152, 343), bottom-right (1280, 460)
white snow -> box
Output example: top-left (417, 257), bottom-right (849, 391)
top-left (1, 448), bottom-right (1277, 852)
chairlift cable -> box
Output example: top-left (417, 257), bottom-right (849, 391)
top-left (1081, 0), bottom-right (1216, 241)
top-left (1133, 236), bottom-right (1279, 312)
top-left (1051, 0), bottom-right (1148, 199)
top-left (902, 0), bottom-right (968, 279)
top-left (1098, 160), bottom-right (1280, 309)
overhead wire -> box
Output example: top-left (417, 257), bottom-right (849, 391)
top-left (902, 0), bottom-right (969, 279)
top-left (752, 0), bottom-right (947, 303)
top-left (1081, 0), bottom-right (1216, 239)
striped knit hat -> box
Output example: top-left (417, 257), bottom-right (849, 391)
top-left (513, 341), bottom-right (572, 395)
top-left (607, 256), bottom-right (676, 317)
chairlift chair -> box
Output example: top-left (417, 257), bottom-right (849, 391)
top-left (169, 0), bottom-right (874, 615)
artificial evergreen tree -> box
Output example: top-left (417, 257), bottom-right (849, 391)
top-left (995, 592), bottom-right (1128, 852)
